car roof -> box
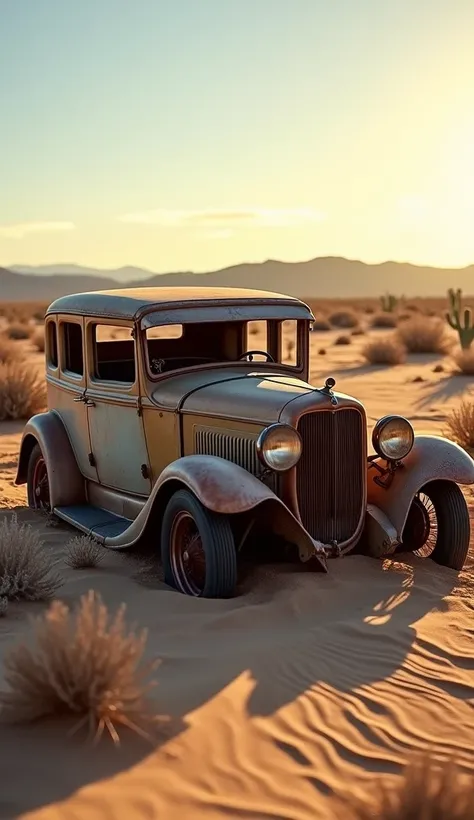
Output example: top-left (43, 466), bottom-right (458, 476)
top-left (46, 286), bottom-right (314, 323)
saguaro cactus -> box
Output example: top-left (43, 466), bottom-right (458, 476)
top-left (446, 287), bottom-right (474, 349)
top-left (380, 293), bottom-right (398, 312)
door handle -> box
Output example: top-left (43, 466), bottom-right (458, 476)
top-left (73, 395), bottom-right (86, 403)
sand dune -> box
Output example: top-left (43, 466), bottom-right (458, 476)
top-left (0, 329), bottom-right (473, 819)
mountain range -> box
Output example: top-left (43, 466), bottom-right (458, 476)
top-left (2, 258), bottom-right (473, 302)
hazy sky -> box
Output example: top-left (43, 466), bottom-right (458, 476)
top-left (1, 0), bottom-right (474, 272)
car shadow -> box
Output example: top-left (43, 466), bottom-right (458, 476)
top-left (415, 374), bottom-right (474, 409)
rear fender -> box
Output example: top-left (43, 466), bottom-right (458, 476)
top-left (15, 411), bottom-right (85, 507)
top-left (104, 455), bottom-right (327, 570)
top-left (367, 435), bottom-right (474, 538)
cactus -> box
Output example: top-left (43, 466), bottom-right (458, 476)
top-left (446, 288), bottom-right (474, 349)
top-left (380, 293), bottom-right (398, 312)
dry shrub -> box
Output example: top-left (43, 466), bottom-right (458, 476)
top-left (318, 348), bottom-right (327, 355)
top-left (397, 316), bottom-right (448, 354)
top-left (445, 400), bottom-right (474, 451)
top-left (7, 323), bottom-right (31, 341)
top-left (347, 755), bottom-right (473, 820)
top-left (0, 590), bottom-right (160, 743)
top-left (312, 317), bottom-right (331, 331)
top-left (0, 597), bottom-right (8, 617)
top-left (0, 335), bottom-right (22, 365)
top-left (328, 309), bottom-right (359, 329)
top-left (0, 362), bottom-right (46, 421)
top-left (362, 336), bottom-right (406, 365)
top-left (371, 312), bottom-right (399, 328)
top-left (452, 348), bottom-right (474, 376)
top-left (0, 513), bottom-right (62, 603)
top-left (32, 328), bottom-right (45, 353)
top-left (334, 334), bottom-right (351, 345)
top-left (351, 327), bottom-right (365, 336)
top-left (65, 535), bottom-right (105, 569)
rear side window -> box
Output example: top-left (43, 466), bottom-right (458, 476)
top-left (93, 324), bottom-right (135, 383)
top-left (62, 322), bottom-right (83, 376)
top-left (46, 321), bottom-right (58, 368)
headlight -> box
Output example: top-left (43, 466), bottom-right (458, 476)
top-left (257, 424), bottom-right (302, 472)
top-left (372, 415), bottom-right (414, 461)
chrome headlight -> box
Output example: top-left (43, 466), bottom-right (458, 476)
top-left (372, 415), bottom-right (414, 461)
top-left (257, 424), bottom-right (302, 472)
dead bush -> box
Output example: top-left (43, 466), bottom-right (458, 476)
top-left (397, 316), bottom-right (448, 354)
top-left (351, 327), bottom-right (365, 336)
top-left (0, 336), bottom-right (21, 365)
top-left (445, 400), bottom-right (474, 451)
top-left (0, 362), bottom-right (46, 421)
top-left (334, 335), bottom-right (351, 345)
top-left (328, 309), bottom-right (359, 329)
top-left (6, 323), bottom-right (31, 341)
top-left (312, 317), bottom-right (331, 331)
top-left (0, 590), bottom-right (161, 743)
top-left (0, 513), bottom-right (62, 603)
top-left (362, 336), bottom-right (406, 365)
top-left (371, 312), bottom-right (398, 328)
top-left (346, 755), bottom-right (473, 820)
top-left (65, 536), bottom-right (105, 569)
top-left (452, 348), bottom-right (474, 376)
top-left (32, 328), bottom-right (45, 353)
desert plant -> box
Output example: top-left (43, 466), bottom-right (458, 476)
top-left (0, 513), bottom-right (62, 603)
top-left (397, 316), bottom-right (448, 354)
top-left (328, 309), bottom-right (359, 329)
top-left (346, 755), bottom-right (473, 820)
top-left (0, 597), bottom-right (8, 617)
top-left (334, 334), bottom-right (351, 345)
top-left (452, 348), bottom-right (474, 376)
top-left (312, 317), bottom-right (331, 331)
top-left (0, 362), bottom-right (46, 421)
top-left (0, 335), bottom-right (21, 365)
top-left (0, 590), bottom-right (160, 743)
top-left (65, 535), bottom-right (105, 569)
top-left (371, 312), bottom-right (398, 328)
top-left (6, 323), bottom-right (31, 341)
top-left (380, 292), bottom-right (398, 312)
top-left (362, 336), bottom-right (406, 365)
top-left (445, 400), bottom-right (474, 450)
top-left (318, 348), bottom-right (327, 355)
top-left (32, 328), bottom-right (45, 353)
top-left (446, 287), bottom-right (474, 350)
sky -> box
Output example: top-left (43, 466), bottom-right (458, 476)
top-left (1, 0), bottom-right (474, 273)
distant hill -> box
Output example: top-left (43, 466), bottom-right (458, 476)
top-left (2, 257), bottom-right (474, 301)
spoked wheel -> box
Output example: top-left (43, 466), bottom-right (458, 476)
top-left (400, 480), bottom-right (470, 570)
top-left (27, 443), bottom-right (51, 511)
top-left (161, 489), bottom-right (237, 598)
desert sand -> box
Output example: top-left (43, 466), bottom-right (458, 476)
top-left (0, 326), bottom-right (474, 819)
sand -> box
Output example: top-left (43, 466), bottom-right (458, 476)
top-left (0, 327), bottom-right (474, 819)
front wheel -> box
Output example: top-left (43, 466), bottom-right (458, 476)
top-left (161, 489), bottom-right (237, 598)
top-left (400, 480), bottom-right (470, 570)
top-left (27, 443), bottom-right (51, 511)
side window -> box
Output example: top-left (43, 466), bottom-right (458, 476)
top-left (281, 320), bottom-right (298, 366)
top-left (62, 322), bottom-right (83, 376)
top-left (246, 321), bottom-right (268, 360)
top-left (46, 320), bottom-right (58, 368)
top-left (93, 324), bottom-right (135, 383)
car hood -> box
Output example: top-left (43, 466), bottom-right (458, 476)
top-left (149, 368), bottom-right (315, 424)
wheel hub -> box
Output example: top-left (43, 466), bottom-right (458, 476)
top-left (403, 495), bottom-right (431, 551)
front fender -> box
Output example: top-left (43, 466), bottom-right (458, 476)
top-left (15, 411), bottom-right (85, 508)
top-left (367, 435), bottom-right (474, 538)
top-left (104, 455), bottom-right (327, 570)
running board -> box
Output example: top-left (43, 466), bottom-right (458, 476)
top-left (54, 504), bottom-right (132, 541)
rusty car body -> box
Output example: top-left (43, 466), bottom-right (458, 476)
top-left (16, 286), bottom-right (474, 597)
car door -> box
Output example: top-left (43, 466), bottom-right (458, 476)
top-left (54, 316), bottom-right (99, 482)
top-left (84, 320), bottom-right (152, 496)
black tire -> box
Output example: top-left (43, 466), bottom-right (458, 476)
top-left (27, 443), bottom-right (51, 511)
top-left (161, 489), bottom-right (237, 598)
top-left (401, 480), bottom-right (470, 570)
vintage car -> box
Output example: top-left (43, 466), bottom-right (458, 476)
top-left (16, 286), bottom-right (474, 598)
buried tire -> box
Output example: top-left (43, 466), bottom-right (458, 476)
top-left (27, 443), bottom-right (51, 511)
top-left (400, 479), bottom-right (470, 570)
top-left (161, 488), bottom-right (237, 598)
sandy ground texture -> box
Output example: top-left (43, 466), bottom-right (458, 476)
top-left (0, 329), bottom-right (473, 819)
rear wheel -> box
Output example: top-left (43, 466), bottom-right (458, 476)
top-left (161, 489), bottom-right (237, 598)
top-left (27, 443), bottom-right (51, 511)
top-left (400, 480), bottom-right (470, 570)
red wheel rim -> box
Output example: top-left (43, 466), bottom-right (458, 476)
top-left (169, 511), bottom-right (206, 595)
top-left (32, 457), bottom-right (50, 510)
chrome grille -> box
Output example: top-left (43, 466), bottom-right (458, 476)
top-left (195, 428), bottom-right (262, 475)
top-left (296, 409), bottom-right (364, 544)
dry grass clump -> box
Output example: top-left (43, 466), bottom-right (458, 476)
top-left (334, 334), bottom-right (351, 345)
top-left (0, 590), bottom-right (160, 744)
top-left (346, 755), bottom-right (473, 820)
top-left (396, 316), bottom-right (448, 354)
top-left (312, 317), bottom-right (331, 331)
top-left (0, 302), bottom-right (48, 324)
top-left (445, 400), bottom-right (474, 451)
top-left (362, 336), bottom-right (406, 365)
top-left (452, 348), bottom-right (474, 376)
top-left (0, 362), bottom-right (46, 421)
top-left (371, 312), bottom-right (399, 328)
top-left (32, 328), bottom-right (45, 353)
top-left (0, 513), bottom-right (62, 603)
top-left (6, 323), bottom-right (31, 341)
top-left (0, 335), bottom-right (22, 365)
top-left (328, 309), bottom-right (360, 329)
top-left (65, 536), bottom-right (105, 569)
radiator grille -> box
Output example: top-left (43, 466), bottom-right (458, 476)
top-left (296, 409), bottom-right (364, 544)
top-left (195, 428), bottom-right (262, 476)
